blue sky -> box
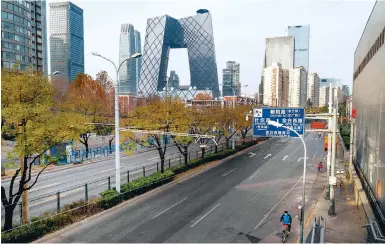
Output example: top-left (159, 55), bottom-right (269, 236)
top-left (47, 0), bottom-right (376, 95)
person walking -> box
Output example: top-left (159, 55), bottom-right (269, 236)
top-left (340, 180), bottom-right (344, 196)
top-left (317, 161), bottom-right (323, 174)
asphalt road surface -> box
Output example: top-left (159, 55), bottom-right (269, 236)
top-left (40, 132), bottom-right (325, 243)
top-left (1, 143), bottom-right (209, 223)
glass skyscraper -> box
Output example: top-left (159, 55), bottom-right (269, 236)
top-left (118, 25), bottom-right (142, 95)
top-left (49, 1), bottom-right (84, 83)
top-left (222, 61), bottom-right (240, 97)
top-left (1, 0), bottom-right (48, 73)
top-left (119, 24), bottom-right (136, 95)
top-left (135, 30), bottom-right (142, 94)
top-left (288, 25), bottom-right (310, 72)
top-left (138, 9), bottom-right (220, 98)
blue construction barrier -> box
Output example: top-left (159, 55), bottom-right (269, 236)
top-left (49, 142), bottom-right (154, 165)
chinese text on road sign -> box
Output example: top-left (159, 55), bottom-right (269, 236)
top-left (253, 108), bottom-right (305, 137)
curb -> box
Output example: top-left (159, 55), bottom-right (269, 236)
top-left (296, 174), bottom-right (326, 243)
top-left (33, 140), bottom-right (265, 243)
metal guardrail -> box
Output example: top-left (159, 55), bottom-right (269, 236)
top-left (310, 216), bottom-right (325, 244)
top-left (363, 220), bottom-right (385, 243)
top-left (1, 140), bottom-right (247, 224)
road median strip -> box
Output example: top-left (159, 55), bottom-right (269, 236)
top-left (2, 139), bottom-right (265, 243)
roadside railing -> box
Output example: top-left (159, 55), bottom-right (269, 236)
top-left (1, 141), bottom-right (234, 224)
top-left (309, 216), bottom-right (326, 244)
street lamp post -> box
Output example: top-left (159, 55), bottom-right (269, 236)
top-left (268, 120), bottom-right (307, 243)
top-left (92, 52), bottom-right (142, 193)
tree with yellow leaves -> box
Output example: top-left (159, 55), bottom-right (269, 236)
top-left (122, 98), bottom-right (187, 173)
top-left (234, 105), bottom-right (253, 142)
top-left (1, 68), bottom-right (79, 230)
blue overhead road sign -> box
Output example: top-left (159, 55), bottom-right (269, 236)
top-left (252, 107), bottom-right (305, 137)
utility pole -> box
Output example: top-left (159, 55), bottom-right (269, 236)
top-left (19, 123), bottom-right (29, 224)
top-left (328, 107), bottom-right (338, 216)
top-left (326, 83), bottom-right (333, 200)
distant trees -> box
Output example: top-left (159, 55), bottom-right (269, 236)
top-left (63, 74), bottom-right (107, 158)
top-left (123, 99), bottom-right (254, 167)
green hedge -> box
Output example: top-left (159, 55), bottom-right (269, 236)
top-left (1, 139), bottom-right (259, 243)
top-left (99, 170), bottom-right (175, 209)
top-left (2, 199), bottom-right (104, 243)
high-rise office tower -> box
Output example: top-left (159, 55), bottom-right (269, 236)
top-left (1, 0), bottom-right (48, 73)
top-left (260, 36), bottom-right (294, 102)
top-left (333, 86), bottom-right (344, 104)
top-left (319, 86), bottom-right (330, 107)
top-left (319, 77), bottom-right (342, 87)
top-left (119, 23), bottom-right (136, 95)
top-left (288, 66), bottom-right (307, 107)
top-left (288, 25), bottom-right (310, 72)
top-left (222, 61), bottom-right (240, 97)
top-left (263, 37), bottom-right (295, 70)
top-left (168, 70), bottom-right (180, 89)
top-left (139, 10), bottom-right (220, 98)
top-left (49, 1), bottom-right (84, 83)
top-left (341, 85), bottom-right (350, 101)
top-left (307, 73), bottom-right (320, 107)
top-left (134, 30), bottom-right (142, 93)
top-left (262, 62), bottom-right (289, 106)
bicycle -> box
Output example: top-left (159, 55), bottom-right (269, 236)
top-left (282, 224), bottom-right (289, 242)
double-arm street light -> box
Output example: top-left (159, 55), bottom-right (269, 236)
top-left (268, 120), bottom-right (307, 243)
top-left (92, 52), bottom-right (142, 193)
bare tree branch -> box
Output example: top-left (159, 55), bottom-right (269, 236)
top-left (25, 161), bottom-right (54, 191)
top-left (1, 186), bottom-right (9, 206)
top-left (9, 168), bottom-right (21, 199)
top-left (25, 149), bottom-right (52, 183)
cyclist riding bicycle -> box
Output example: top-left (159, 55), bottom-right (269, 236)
top-left (280, 210), bottom-right (292, 233)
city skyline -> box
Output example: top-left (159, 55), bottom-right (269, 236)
top-left (44, 0), bottom-right (375, 94)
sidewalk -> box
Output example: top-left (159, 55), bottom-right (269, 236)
top-left (303, 158), bottom-right (366, 242)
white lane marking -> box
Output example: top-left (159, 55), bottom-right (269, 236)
top-left (282, 155), bottom-right (288, 161)
top-left (297, 157), bottom-right (309, 162)
top-left (254, 176), bottom-right (302, 230)
top-left (190, 203), bottom-right (220, 228)
top-left (99, 168), bottom-right (114, 174)
top-left (249, 170), bottom-right (260, 180)
top-left (148, 156), bottom-right (158, 161)
top-left (248, 152), bottom-right (256, 158)
top-left (30, 182), bottom-right (60, 193)
top-left (264, 154), bottom-right (272, 159)
top-left (222, 168), bottom-right (237, 177)
top-left (292, 156), bottom-right (297, 162)
top-left (312, 149), bottom-right (319, 160)
top-left (152, 197), bottom-right (188, 219)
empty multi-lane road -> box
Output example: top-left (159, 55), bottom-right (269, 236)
top-left (1, 143), bottom-right (207, 223)
top-left (38, 132), bottom-right (325, 243)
